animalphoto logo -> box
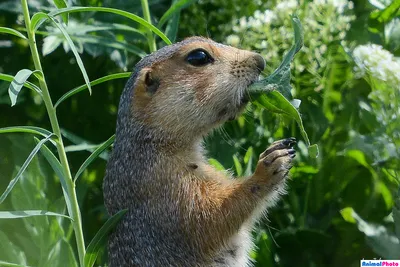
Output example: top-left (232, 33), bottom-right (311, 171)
top-left (360, 260), bottom-right (400, 266)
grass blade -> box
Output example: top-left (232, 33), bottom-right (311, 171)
top-left (8, 69), bottom-right (34, 106)
top-left (0, 210), bottom-right (71, 220)
top-left (48, 7), bottom-right (171, 45)
top-left (84, 209), bottom-right (127, 267)
top-left (74, 135), bottom-right (115, 182)
top-left (158, 0), bottom-right (196, 28)
top-left (55, 72), bottom-right (131, 108)
top-left (0, 73), bottom-right (41, 93)
top-left (0, 27), bottom-right (27, 39)
top-left (0, 134), bottom-right (54, 204)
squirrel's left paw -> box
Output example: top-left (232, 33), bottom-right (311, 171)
top-left (255, 137), bottom-right (296, 187)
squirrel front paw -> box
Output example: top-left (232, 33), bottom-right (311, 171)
top-left (254, 138), bottom-right (296, 188)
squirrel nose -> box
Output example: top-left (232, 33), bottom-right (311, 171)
top-left (254, 53), bottom-right (265, 72)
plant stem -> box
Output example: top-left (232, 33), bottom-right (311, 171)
top-left (141, 0), bottom-right (157, 52)
top-left (21, 1), bottom-right (86, 266)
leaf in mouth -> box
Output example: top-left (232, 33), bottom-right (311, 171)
top-left (247, 14), bottom-right (319, 158)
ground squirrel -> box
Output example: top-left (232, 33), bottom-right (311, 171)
top-left (103, 36), bottom-right (296, 267)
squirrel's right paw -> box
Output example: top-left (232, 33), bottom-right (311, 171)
top-left (254, 138), bottom-right (296, 188)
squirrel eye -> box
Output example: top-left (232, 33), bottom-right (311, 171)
top-left (186, 49), bottom-right (214, 66)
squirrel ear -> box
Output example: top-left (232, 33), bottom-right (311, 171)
top-left (144, 70), bottom-right (159, 94)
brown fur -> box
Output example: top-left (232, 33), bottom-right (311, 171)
top-left (103, 37), bottom-right (295, 266)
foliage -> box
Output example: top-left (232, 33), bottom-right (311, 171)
top-left (0, 0), bottom-right (399, 267)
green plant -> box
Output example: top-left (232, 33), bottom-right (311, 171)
top-left (0, 0), bottom-right (192, 266)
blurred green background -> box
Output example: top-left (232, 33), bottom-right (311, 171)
top-left (0, 0), bottom-right (399, 266)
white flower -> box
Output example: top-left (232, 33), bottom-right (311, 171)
top-left (226, 35), bottom-right (241, 47)
top-left (263, 10), bottom-right (277, 24)
top-left (275, 0), bottom-right (298, 12)
top-left (353, 44), bottom-right (400, 87)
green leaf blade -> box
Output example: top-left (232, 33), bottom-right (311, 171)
top-left (0, 134), bottom-right (54, 204)
top-left (8, 69), bottom-right (34, 106)
top-left (48, 16), bottom-right (92, 94)
top-left (0, 27), bottom-right (27, 39)
top-left (48, 7), bottom-right (171, 45)
top-left (0, 73), bottom-right (41, 93)
top-left (74, 135), bottom-right (115, 182)
top-left (0, 261), bottom-right (32, 267)
top-left (53, 0), bottom-right (69, 24)
top-left (0, 126), bottom-right (52, 137)
top-left (247, 14), bottom-right (318, 157)
top-left (84, 209), bottom-right (127, 267)
top-left (37, 140), bottom-right (74, 217)
top-left (0, 210), bottom-right (71, 220)
top-left (55, 72), bottom-right (131, 108)
top-left (158, 0), bottom-right (196, 28)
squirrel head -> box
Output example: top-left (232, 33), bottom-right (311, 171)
top-left (117, 37), bottom-right (265, 143)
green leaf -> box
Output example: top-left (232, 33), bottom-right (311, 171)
top-left (0, 261), bottom-right (31, 267)
top-left (232, 155), bottom-right (243, 176)
top-left (243, 147), bottom-right (254, 176)
top-left (61, 129), bottom-right (109, 160)
top-left (42, 35), bottom-right (63, 56)
top-left (54, 72), bottom-right (131, 108)
top-left (0, 134), bottom-right (54, 204)
top-left (47, 239), bottom-right (78, 267)
top-left (52, 0), bottom-right (68, 24)
top-left (0, 126), bottom-right (56, 146)
top-left (248, 14), bottom-right (303, 99)
top-left (376, 0), bottom-right (400, 22)
top-left (30, 12), bottom-right (50, 33)
top-left (0, 126), bottom-right (52, 138)
top-left (0, 73), bottom-right (41, 94)
top-left (0, 27), bottom-right (27, 39)
top-left (247, 15), bottom-right (318, 157)
top-left (256, 91), bottom-right (318, 157)
top-left (308, 144), bottom-right (319, 159)
top-left (0, 231), bottom-right (28, 266)
top-left (394, 187), bottom-right (400, 240)
top-left (74, 135), bottom-right (115, 182)
top-left (0, 210), bottom-right (71, 220)
top-left (84, 209), bottom-right (127, 267)
top-left (341, 207), bottom-right (400, 259)
top-left (8, 69), bottom-right (35, 106)
top-left (340, 207), bottom-right (357, 223)
top-left (31, 12), bottom-right (92, 94)
top-left (48, 7), bottom-right (171, 45)
top-left (369, 0), bottom-right (400, 33)
top-left (158, 0), bottom-right (196, 28)
top-left (37, 141), bottom-right (73, 218)
top-left (63, 34), bottom-right (146, 57)
top-left (208, 158), bottom-right (226, 171)
top-left (164, 1), bottom-right (181, 43)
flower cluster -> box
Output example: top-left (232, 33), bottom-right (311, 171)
top-left (226, 0), bottom-right (355, 91)
top-left (353, 44), bottom-right (400, 88)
